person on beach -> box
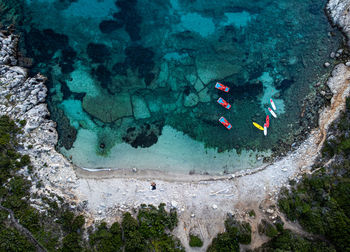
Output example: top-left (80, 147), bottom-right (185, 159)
top-left (151, 182), bottom-right (156, 190)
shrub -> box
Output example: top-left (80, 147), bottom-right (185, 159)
top-left (189, 234), bottom-right (203, 247)
top-left (207, 215), bottom-right (251, 251)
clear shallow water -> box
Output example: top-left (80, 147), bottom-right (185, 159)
top-left (3, 0), bottom-right (343, 173)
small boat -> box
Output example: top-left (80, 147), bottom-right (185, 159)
top-left (219, 116), bottom-right (232, 130)
top-left (253, 122), bottom-right (264, 131)
top-left (265, 115), bottom-right (270, 128)
top-left (215, 82), bottom-right (230, 92)
top-left (264, 123), bottom-right (267, 136)
top-left (270, 98), bottom-right (276, 110)
top-left (217, 97), bottom-right (231, 109)
top-left (268, 107), bottom-right (277, 118)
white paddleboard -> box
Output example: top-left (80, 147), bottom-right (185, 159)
top-left (268, 107), bottom-right (277, 118)
top-left (270, 98), bottom-right (276, 111)
top-left (264, 124), bottom-right (267, 136)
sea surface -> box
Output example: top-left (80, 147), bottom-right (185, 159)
top-left (0, 0), bottom-right (344, 173)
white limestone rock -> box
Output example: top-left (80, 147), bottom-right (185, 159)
top-left (327, 0), bottom-right (350, 43)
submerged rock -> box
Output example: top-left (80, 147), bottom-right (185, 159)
top-left (184, 92), bottom-right (199, 107)
top-left (86, 43), bottom-right (110, 63)
top-left (50, 107), bottom-right (77, 150)
top-left (122, 121), bottom-right (163, 148)
top-left (124, 45), bottom-right (155, 78)
top-left (114, 0), bottom-right (142, 41)
top-left (198, 88), bottom-right (211, 103)
top-left (99, 20), bottom-right (123, 34)
top-left (196, 54), bottom-right (242, 84)
top-left (82, 92), bottom-right (132, 123)
top-left (132, 95), bottom-right (151, 120)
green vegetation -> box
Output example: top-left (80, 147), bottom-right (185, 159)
top-left (258, 219), bottom-right (278, 238)
top-left (207, 215), bottom-right (251, 252)
top-left (248, 210), bottom-right (256, 217)
top-left (0, 115), bottom-right (86, 251)
top-left (89, 222), bottom-right (123, 252)
top-left (89, 204), bottom-right (183, 252)
top-left (121, 204), bottom-right (183, 252)
top-left (189, 234), bottom-right (203, 247)
top-left (260, 229), bottom-right (335, 251)
top-left (278, 162), bottom-right (350, 250)
top-left (5, 93), bottom-right (11, 101)
top-left (278, 98), bottom-right (350, 251)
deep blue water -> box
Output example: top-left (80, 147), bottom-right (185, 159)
top-left (0, 0), bottom-right (344, 171)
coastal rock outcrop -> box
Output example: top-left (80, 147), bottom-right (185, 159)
top-left (327, 0), bottom-right (350, 40)
top-left (0, 31), bottom-right (78, 205)
top-left (0, 33), bottom-right (18, 65)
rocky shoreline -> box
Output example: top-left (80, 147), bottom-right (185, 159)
top-left (1, 0), bottom-right (350, 249)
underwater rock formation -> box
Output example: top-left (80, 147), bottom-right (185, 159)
top-left (124, 45), bottom-right (155, 78)
top-left (82, 92), bottom-right (132, 123)
top-left (132, 95), bottom-right (151, 120)
top-left (99, 20), bottom-right (123, 33)
top-left (122, 121), bottom-right (163, 148)
top-left (114, 0), bottom-right (142, 41)
top-left (25, 29), bottom-right (71, 62)
top-left (50, 107), bottom-right (77, 150)
top-left (86, 43), bottom-right (110, 63)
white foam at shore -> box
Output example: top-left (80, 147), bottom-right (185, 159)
top-left (62, 125), bottom-right (270, 174)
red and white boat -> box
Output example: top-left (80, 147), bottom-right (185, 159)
top-left (219, 116), bottom-right (232, 130)
top-left (270, 98), bottom-right (276, 110)
top-left (268, 107), bottom-right (277, 118)
top-left (215, 82), bottom-right (230, 92)
top-left (265, 115), bottom-right (269, 128)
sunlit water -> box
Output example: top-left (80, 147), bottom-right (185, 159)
top-left (3, 0), bottom-right (343, 173)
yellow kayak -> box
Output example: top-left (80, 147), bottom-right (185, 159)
top-left (253, 122), bottom-right (264, 131)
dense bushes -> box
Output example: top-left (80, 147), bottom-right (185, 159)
top-left (88, 204), bottom-right (183, 252)
top-left (278, 165), bottom-right (350, 251)
top-left (260, 229), bottom-right (335, 251)
top-left (89, 222), bottom-right (123, 252)
top-left (121, 204), bottom-right (183, 251)
top-left (207, 215), bottom-right (251, 252)
top-left (189, 234), bottom-right (203, 247)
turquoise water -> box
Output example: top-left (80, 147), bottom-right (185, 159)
top-left (1, 0), bottom-right (343, 172)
